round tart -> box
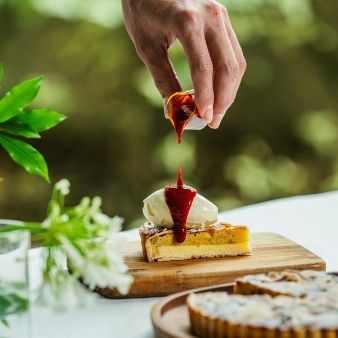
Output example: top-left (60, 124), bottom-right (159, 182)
top-left (235, 270), bottom-right (338, 297)
top-left (187, 291), bottom-right (338, 338)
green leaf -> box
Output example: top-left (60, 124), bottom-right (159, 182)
top-left (9, 108), bottom-right (66, 133)
top-left (0, 135), bottom-right (49, 182)
top-left (1, 317), bottom-right (9, 327)
top-left (0, 293), bottom-right (28, 316)
top-left (0, 295), bottom-right (11, 313)
top-left (0, 123), bottom-right (40, 138)
top-left (0, 76), bottom-right (43, 123)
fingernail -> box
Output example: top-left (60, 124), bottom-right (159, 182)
top-left (210, 113), bottom-right (225, 129)
top-left (203, 105), bottom-right (213, 123)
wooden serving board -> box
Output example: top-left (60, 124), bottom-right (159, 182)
top-left (96, 232), bottom-right (325, 298)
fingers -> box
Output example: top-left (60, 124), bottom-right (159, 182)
top-left (176, 21), bottom-right (214, 123)
top-left (135, 41), bottom-right (182, 99)
top-left (204, 8), bottom-right (239, 128)
top-left (201, 5), bottom-right (246, 129)
top-left (134, 3), bottom-right (246, 130)
top-left (211, 8), bottom-right (246, 128)
top-left (222, 9), bottom-right (247, 109)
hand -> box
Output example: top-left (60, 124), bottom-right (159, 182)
top-left (122, 0), bottom-right (246, 129)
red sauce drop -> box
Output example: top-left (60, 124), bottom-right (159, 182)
top-left (164, 168), bottom-right (197, 243)
top-left (166, 92), bottom-right (199, 144)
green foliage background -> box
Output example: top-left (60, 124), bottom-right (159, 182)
top-left (0, 0), bottom-right (337, 229)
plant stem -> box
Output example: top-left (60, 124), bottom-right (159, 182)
top-left (0, 223), bottom-right (44, 233)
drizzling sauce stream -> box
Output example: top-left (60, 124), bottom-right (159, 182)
top-left (164, 168), bottom-right (197, 243)
top-left (166, 92), bottom-right (200, 144)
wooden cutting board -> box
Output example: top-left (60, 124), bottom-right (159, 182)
top-left (96, 232), bottom-right (325, 298)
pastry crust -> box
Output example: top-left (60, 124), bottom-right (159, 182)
top-left (235, 270), bottom-right (338, 297)
top-left (139, 222), bottom-right (251, 262)
top-left (187, 291), bottom-right (338, 338)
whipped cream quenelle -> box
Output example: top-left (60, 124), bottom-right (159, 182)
top-left (143, 188), bottom-right (218, 229)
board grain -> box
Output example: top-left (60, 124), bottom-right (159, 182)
top-left (96, 232), bottom-right (325, 298)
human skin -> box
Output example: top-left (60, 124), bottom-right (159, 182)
top-left (122, 0), bottom-right (246, 129)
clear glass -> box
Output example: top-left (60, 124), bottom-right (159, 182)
top-left (0, 222), bottom-right (31, 338)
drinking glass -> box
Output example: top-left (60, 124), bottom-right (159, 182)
top-left (0, 221), bottom-right (30, 338)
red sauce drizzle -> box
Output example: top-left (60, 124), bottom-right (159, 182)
top-left (167, 92), bottom-right (200, 144)
top-left (164, 168), bottom-right (197, 243)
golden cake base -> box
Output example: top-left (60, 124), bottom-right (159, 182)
top-left (139, 222), bottom-right (251, 262)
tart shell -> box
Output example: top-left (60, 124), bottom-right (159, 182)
top-left (188, 298), bottom-right (338, 338)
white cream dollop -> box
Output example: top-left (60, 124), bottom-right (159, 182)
top-left (142, 188), bottom-right (218, 229)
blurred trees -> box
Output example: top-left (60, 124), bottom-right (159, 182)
top-left (0, 0), bottom-right (337, 228)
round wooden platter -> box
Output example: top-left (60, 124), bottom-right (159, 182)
top-left (151, 272), bottom-right (338, 338)
top-left (151, 282), bottom-right (234, 338)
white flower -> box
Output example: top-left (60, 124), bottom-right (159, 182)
top-left (46, 202), bottom-right (61, 222)
top-left (83, 261), bottom-right (133, 295)
top-left (92, 212), bottom-right (111, 227)
top-left (36, 274), bottom-right (95, 311)
top-left (74, 197), bottom-right (90, 214)
top-left (109, 216), bottom-right (124, 232)
top-left (60, 214), bottom-right (69, 222)
top-left (55, 179), bottom-right (70, 196)
top-left (37, 179), bottom-right (133, 308)
top-left (81, 242), bottom-right (133, 295)
top-left (41, 218), bottom-right (51, 228)
top-left (59, 234), bottom-right (132, 297)
top-left (88, 196), bottom-right (102, 217)
top-left (59, 235), bottom-right (85, 269)
top-left (91, 213), bottom-right (123, 232)
top-left (91, 196), bottom-right (102, 210)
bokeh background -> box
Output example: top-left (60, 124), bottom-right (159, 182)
top-left (0, 0), bottom-right (337, 229)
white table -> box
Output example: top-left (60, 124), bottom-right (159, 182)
top-left (14, 192), bottom-right (338, 338)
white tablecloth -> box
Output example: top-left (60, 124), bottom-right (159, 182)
top-left (13, 192), bottom-right (338, 338)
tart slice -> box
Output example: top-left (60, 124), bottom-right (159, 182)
top-left (235, 269), bottom-right (338, 297)
top-left (140, 169), bottom-right (251, 262)
top-left (140, 222), bottom-right (251, 262)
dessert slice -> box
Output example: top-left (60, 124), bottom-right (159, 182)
top-left (235, 269), bottom-right (338, 297)
top-left (140, 169), bottom-right (251, 262)
top-left (187, 291), bottom-right (338, 338)
top-left (140, 222), bottom-right (251, 262)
